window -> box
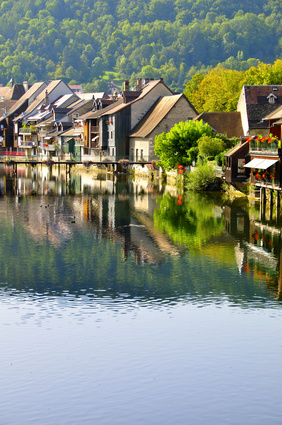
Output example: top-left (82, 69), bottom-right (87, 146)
top-left (136, 149), bottom-right (138, 161)
top-left (141, 149), bottom-right (143, 159)
top-left (267, 93), bottom-right (277, 104)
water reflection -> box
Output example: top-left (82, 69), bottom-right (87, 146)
top-left (0, 164), bottom-right (282, 306)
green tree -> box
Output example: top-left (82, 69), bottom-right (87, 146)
top-left (154, 120), bottom-right (213, 170)
top-left (197, 135), bottom-right (226, 160)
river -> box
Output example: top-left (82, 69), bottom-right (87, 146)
top-left (1, 165), bottom-right (282, 425)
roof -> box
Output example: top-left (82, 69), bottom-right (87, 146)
top-left (65, 98), bottom-right (94, 115)
top-left (240, 85), bottom-right (282, 130)
top-left (22, 80), bottom-right (68, 117)
top-left (242, 85), bottom-right (282, 104)
top-left (0, 100), bottom-right (18, 117)
top-left (85, 97), bottom-right (124, 119)
top-left (194, 112), bottom-right (243, 138)
top-left (5, 84), bottom-right (26, 100)
top-left (1, 81), bottom-right (46, 120)
top-left (225, 140), bottom-right (249, 157)
top-left (61, 127), bottom-right (84, 137)
top-left (130, 94), bottom-right (184, 138)
top-left (262, 105), bottom-right (282, 121)
top-left (76, 92), bottom-right (110, 100)
top-left (0, 87), bottom-right (10, 98)
top-left (101, 79), bottom-right (173, 117)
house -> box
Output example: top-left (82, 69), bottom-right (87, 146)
top-left (261, 105), bottom-right (282, 140)
top-left (237, 85), bottom-right (282, 136)
top-left (69, 84), bottom-right (83, 93)
top-left (224, 139), bottom-right (250, 183)
top-left (129, 93), bottom-right (197, 161)
top-left (193, 112), bottom-right (243, 139)
top-left (78, 96), bottom-right (116, 158)
top-left (13, 80), bottom-right (77, 156)
top-left (243, 134), bottom-right (281, 191)
top-left (98, 78), bottom-right (174, 161)
top-left (0, 81), bottom-right (47, 152)
top-left (77, 79), bottom-right (174, 161)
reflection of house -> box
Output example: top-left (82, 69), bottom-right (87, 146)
top-left (129, 93), bottom-right (197, 161)
top-left (237, 85), bottom-right (282, 136)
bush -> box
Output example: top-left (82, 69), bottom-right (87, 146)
top-left (186, 163), bottom-right (221, 191)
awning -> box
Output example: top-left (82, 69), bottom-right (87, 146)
top-left (244, 158), bottom-right (278, 169)
top-left (259, 159), bottom-right (278, 169)
top-left (244, 158), bottom-right (266, 168)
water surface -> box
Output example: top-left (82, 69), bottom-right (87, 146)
top-left (1, 166), bottom-right (282, 425)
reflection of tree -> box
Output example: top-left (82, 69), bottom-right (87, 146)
top-left (154, 192), bottom-right (225, 249)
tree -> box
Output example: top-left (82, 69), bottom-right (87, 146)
top-left (197, 135), bottom-right (226, 160)
top-left (154, 120), bottom-right (213, 170)
top-left (184, 67), bottom-right (245, 112)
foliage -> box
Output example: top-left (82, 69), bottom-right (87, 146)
top-left (184, 60), bottom-right (282, 112)
top-left (0, 0), bottom-right (279, 91)
top-left (186, 163), bottom-right (221, 191)
top-left (154, 120), bottom-right (213, 170)
top-left (154, 192), bottom-right (225, 249)
top-left (197, 135), bottom-right (226, 160)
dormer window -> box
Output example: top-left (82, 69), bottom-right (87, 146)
top-left (267, 93), bottom-right (277, 104)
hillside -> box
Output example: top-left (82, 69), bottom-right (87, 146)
top-left (0, 0), bottom-right (281, 91)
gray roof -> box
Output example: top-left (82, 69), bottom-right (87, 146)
top-left (130, 94), bottom-right (185, 138)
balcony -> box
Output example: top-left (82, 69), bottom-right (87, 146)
top-left (18, 141), bottom-right (36, 148)
top-left (249, 139), bottom-right (280, 153)
top-left (19, 126), bottom-right (38, 135)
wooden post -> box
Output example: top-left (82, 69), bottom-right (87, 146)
top-left (277, 190), bottom-right (280, 208)
top-left (270, 189), bottom-right (273, 208)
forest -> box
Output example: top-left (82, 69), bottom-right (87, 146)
top-left (0, 0), bottom-right (281, 94)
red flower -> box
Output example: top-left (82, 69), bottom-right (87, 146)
top-left (254, 233), bottom-right (258, 240)
top-left (178, 169), bottom-right (184, 174)
top-left (177, 164), bottom-right (183, 169)
top-left (177, 194), bottom-right (183, 205)
top-left (255, 173), bottom-right (260, 179)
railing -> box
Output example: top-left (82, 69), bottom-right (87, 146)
top-left (18, 141), bottom-right (35, 147)
top-left (254, 177), bottom-right (279, 187)
top-left (0, 151), bottom-right (25, 156)
top-left (249, 140), bottom-right (279, 152)
top-left (19, 127), bottom-right (37, 134)
top-left (91, 141), bottom-right (99, 149)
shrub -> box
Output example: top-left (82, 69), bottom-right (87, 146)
top-left (186, 163), bottom-right (221, 191)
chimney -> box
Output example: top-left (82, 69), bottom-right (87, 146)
top-left (45, 90), bottom-right (49, 105)
top-left (123, 80), bottom-right (129, 91)
top-left (23, 81), bottom-right (29, 92)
